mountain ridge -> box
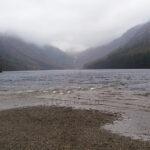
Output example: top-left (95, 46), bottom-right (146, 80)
top-left (0, 34), bottom-right (74, 71)
top-left (85, 21), bottom-right (150, 69)
top-left (76, 22), bottom-right (148, 68)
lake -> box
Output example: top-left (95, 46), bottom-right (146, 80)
top-left (0, 69), bottom-right (150, 141)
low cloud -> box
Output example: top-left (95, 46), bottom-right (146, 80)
top-left (0, 0), bottom-right (149, 51)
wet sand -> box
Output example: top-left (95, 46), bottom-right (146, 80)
top-left (0, 86), bottom-right (150, 141)
top-left (0, 106), bottom-right (150, 150)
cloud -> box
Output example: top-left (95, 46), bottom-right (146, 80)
top-left (0, 0), bottom-right (149, 51)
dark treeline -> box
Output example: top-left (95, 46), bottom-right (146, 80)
top-left (85, 43), bottom-right (150, 69)
top-left (85, 22), bottom-right (150, 69)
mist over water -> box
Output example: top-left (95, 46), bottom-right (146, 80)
top-left (0, 0), bottom-right (150, 51)
top-left (0, 0), bottom-right (150, 145)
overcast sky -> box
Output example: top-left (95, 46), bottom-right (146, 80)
top-left (0, 0), bottom-right (150, 52)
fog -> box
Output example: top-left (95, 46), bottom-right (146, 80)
top-left (0, 0), bottom-right (150, 52)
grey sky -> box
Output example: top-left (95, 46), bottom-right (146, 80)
top-left (0, 0), bottom-right (150, 52)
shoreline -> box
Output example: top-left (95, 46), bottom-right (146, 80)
top-left (0, 86), bottom-right (150, 141)
top-left (0, 106), bottom-right (149, 149)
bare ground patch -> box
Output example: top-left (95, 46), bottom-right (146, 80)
top-left (0, 106), bottom-right (149, 150)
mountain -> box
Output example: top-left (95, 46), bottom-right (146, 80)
top-left (76, 23), bottom-right (145, 68)
top-left (85, 21), bottom-right (150, 69)
top-left (0, 35), bottom-right (74, 71)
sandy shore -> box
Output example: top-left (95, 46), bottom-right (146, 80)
top-left (0, 86), bottom-right (150, 141)
top-left (0, 106), bottom-right (149, 150)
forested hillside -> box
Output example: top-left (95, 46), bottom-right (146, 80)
top-left (85, 22), bottom-right (150, 69)
top-left (0, 35), bottom-right (74, 71)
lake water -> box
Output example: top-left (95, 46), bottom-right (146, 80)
top-left (0, 69), bottom-right (150, 141)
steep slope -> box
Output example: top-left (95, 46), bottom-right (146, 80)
top-left (0, 35), bottom-right (74, 71)
top-left (85, 22), bottom-right (150, 69)
top-left (76, 23), bottom-right (143, 68)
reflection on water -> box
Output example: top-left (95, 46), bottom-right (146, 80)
top-left (0, 69), bottom-right (150, 141)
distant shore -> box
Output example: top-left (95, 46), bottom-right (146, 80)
top-left (0, 106), bottom-right (149, 150)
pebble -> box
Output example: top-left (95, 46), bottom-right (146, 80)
top-left (67, 91), bottom-right (71, 94)
top-left (52, 91), bottom-right (57, 94)
top-left (90, 87), bottom-right (95, 90)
